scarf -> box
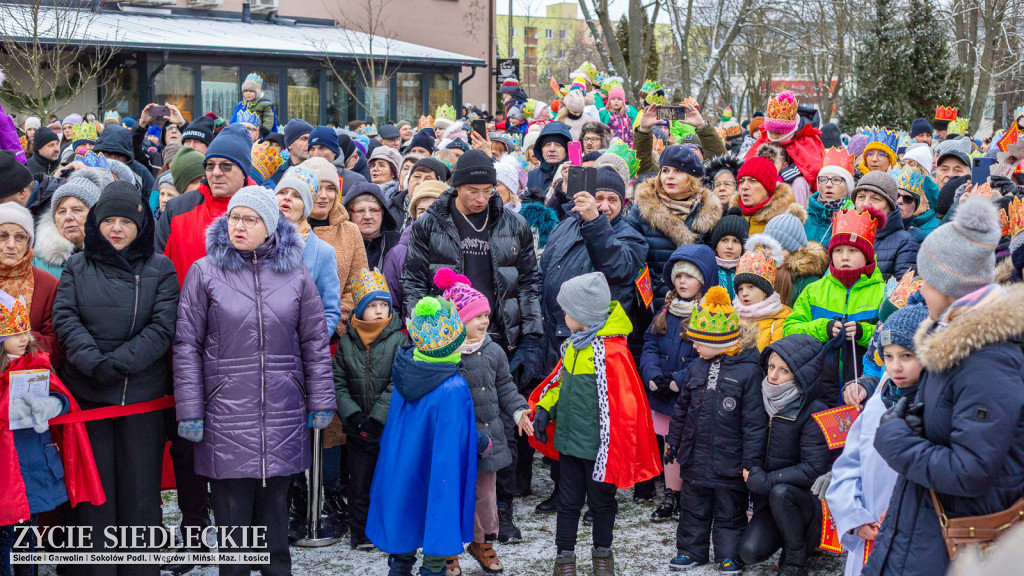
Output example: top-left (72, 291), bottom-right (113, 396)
top-left (667, 298), bottom-right (695, 318)
top-left (762, 377), bottom-right (802, 418)
top-left (658, 193), bottom-right (697, 222)
top-left (0, 249), bottom-right (36, 311)
top-left (829, 262), bottom-right (876, 289)
top-left (881, 378), bottom-right (919, 409)
top-left (460, 339), bottom-right (485, 355)
top-left (352, 316), bottom-right (390, 348)
top-left (733, 292), bottom-right (784, 322)
top-left (819, 197), bottom-right (847, 211)
top-left (716, 257), bottom-right (739, 270)
top-left (566, 319), bottom-right (607, 352)
top-left (740, 194), bottom-right (773, 217)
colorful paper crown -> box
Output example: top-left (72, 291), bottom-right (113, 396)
top-left (284, 165), bottom-right (321, 197)
top-left (680, 96), bottom-right (699, 111)
top-left (568, 79), bottom-right (587, 93)
top-left (1000, 195), bottom-right (1024, 239)
top-left (686, 286), bottom-right (740, 347)
top-left (75, 150), bottom-right (110, 172)
top-left (607, 138), bottom-right (639, 178)
top-left (249, 141), bottom-right (283, 184)
top-left (1015, 106), bottom-right (1024, 121)
top-left (888, 166), bottom-right (926, 198)
top-left (522, 99), bottom-right (538, 119)
top-left (72, 122), bottom-right (97, 144)
top-left (593, 71), bottom-right (607, 86)
top-left (935, 106), bottom-right (957, 122)
top-left (600, 76), bottom-right (623, 94)
top-left (434, 104), bottom-right (456, 122)
top-left (948, 117), bottom-right (969, 136)
top-left (576, 61), bottom-right (598, 81)
top-left (103, 110), bottom-right (120, 123)
top-left (735, 249), bottom-right (777, 286)
top-left (721, 120), bottom-right (742, 138)
top-left (823, 147), bottom-right (855, 174)
top-left (867, 127), bottom-right (900, 154)
top-left (897, 134), bottom-right (912, 151)
top-left (856, 126), bottom-right (874, 136)
top-left (352, 268), bottom-right (390, 308)
top-left (431, 150), bottom-right (457, 171)
top-left (0, 296), bottom-right (31, 340)
top-left (971, 181), bottom-right (998, 201)
top-left (505, 131), bottom-right (523, 152)
top-left (767, 91), bottom-right (799, 122)
top-left (720, 107), bottom-right (733, 122)
top-left (407, 296), bottom-right (466, 358)
top-left (234, 110), bottom-right (259, 128)
top-left (885, 270), bottom-right (923, 310)
top-left (358, 124), bottom-right (378, 137)
top-left (418, 115), bottom-right (434, 130)
top-left (831, 208), bottom-right (880, 246)
top-left (639, 80), bottom-right (660, 95)
top-left (642, 82), bottom-right (666, 105)
top-left (242, 73), bottom-right (264, 92)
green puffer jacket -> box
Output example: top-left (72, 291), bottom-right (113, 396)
top-left (333, 313), bottom-right (409, 425)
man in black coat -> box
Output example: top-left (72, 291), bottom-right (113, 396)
top-left (93, 125), bottom-right (155, 196)
top-left (402, 150), bottom-right (542, 544)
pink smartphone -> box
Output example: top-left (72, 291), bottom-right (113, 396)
top-left (568, 141), bottom-right (582, 166)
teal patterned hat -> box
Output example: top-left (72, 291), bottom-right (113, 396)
top-left (408, 296), bottom-right (466, 358)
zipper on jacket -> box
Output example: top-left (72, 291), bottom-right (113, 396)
top-left (253, 252), bottom-right (267, 487)
top-left (764, 417), bottom-right (773, 467)
top-left (121, 274), bottom-right (141, 406)
top-left (363, 346), bottom-right (372, 414)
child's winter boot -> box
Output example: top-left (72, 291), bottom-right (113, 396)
top-left (592, 547), bottom-right (615, 576)
top-left (468, 541), bottom-right (503, 574)
top-left (388, 553), bottom-right (417, 576)
top-left (552, 551), bottom-right (577, 576)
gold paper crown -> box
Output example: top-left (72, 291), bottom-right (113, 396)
top-left (822, 147), bottom-right (854, 174)
top-left (1001, 196), bottom-right (1024, 239)
top-left (736, 249), bottom-right (777, 285)
top-left (352, 268), bottom-right (389, 306)
top-left (948, 117), bottom-right (969, 135)
top-left (434, 104), bottom-right (456, 122)
top-left (832, 208), bottom-right (880, 246)
top-left (72, 122), bottom-right (97, 143)
top-left (767, 91), bottom-right (798, 122)
top-left (0, 297), bottom-right (32, 339)
top-left (887, 269), bottom-right (923, 309)
top-left (418, 115), bottom-right (434, 130)
top-left (935, 106), bottom-right (957, 122)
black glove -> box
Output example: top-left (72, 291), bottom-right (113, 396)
top-left (510, 335), bottom-right (542, 382)
top-left (650, 375), bottom-right (675, 401)
top-left (345, 412), bottom-right (369, 435)
top-left (745, 466), bottom-right (772, 496)
top-left (94, 358), bottom-right (128, 383)
top-left (854, 322), bottom-right (864, 342)
top-left (904, 402), bottom-right (925, 437)
top-left (362, 418), bottom-right (385, 438)
top-left (532, 407), bottom-right (550, 444)
top-left (879, 397), bottom-right (909, 427)
top-left (664, 445), bottom-right (679, 465)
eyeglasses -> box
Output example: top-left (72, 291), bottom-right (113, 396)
top-left (582, 136), bottom-right (603, 144)
top-left (817, 176), bottom-right (846, 185)
top-left (204, 161), bottom-right (236, 173)
top-left (227, 214), bottom-right (262, 228)
top-left (351, 207), bottom-right (382, 217)
top-left (461, 187), bottom-right (495, 199)
top-left (897, 193), bottom-right (917, 204)
top-left (0, 232), bottom-right (29, 245)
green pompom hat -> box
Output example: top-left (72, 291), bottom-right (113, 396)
top-left (408, 296), bottom-right (467, 358)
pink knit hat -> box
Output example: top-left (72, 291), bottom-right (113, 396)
top-left (434, 268), bottom-right (490, 323)
top-left (608, 87), bottom-right (626, 102)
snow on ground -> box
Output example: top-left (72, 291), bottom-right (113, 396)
top-left (154, 460), bottom-right (845, 576)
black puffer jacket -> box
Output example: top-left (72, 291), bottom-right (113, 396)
top-left (52, 199), bottom-right (179, 406)
top-left (666, 326), bottom-right (767, 489)
top-left (402, 188), bottom-right (542, 351)
top-left (93, 126), bottom-right (155, 197)
top-left (873, 208), bottom-right (918, 281)
top-left (333, 312), bottom-right (409, 428)
top-left (744, 334), bottom-right (830, 496)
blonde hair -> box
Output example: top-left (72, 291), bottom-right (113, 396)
top-left (655, 171), bottom-right (704, 200)
top-left (0, 333), bottom-right (39, 373)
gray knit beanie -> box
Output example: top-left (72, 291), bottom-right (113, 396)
top-left (227, 185), bottom-right (280, 233)
top-left (934, 135), bottom-right (972, 159)
top-left (557, 271), bottom-right (611, 328)
top-left (917, 197), bottom-right (1000, 299)
top-left (763, 213), bottom-right (808, 253)
top-left (52, 175), bottom-right (103, 212)
top-left (107, 159), bottom-right (137, 187)
top-left (852, 171), bottom-right (899, 212)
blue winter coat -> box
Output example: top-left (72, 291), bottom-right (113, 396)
top-left (302, 232), bottom-right (341, 335)
top-left (873, 209), bottom-right (918, 281)
top-left (12, 392), bottom-right (70, 514)
top-left (865, 285), bottom-right (1024, 576)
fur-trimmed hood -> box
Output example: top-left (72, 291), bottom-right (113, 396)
top-left (204, 215), bottom-right (305, 274)
top-left (780, 240), bottom-right (828, 277)
top-left (914, 284), bottom-right (1024, 372)
top-left (33, 213), bottom-right (77, 267)
top-left (995, 257), bottom-right (1017, 286)
top-left (702, 153), bottom-right (744, 189)
top-left (736, 322), bottom-right (761, 353)
top-left (729, 182), bottom-right (807, 226)
top-left (631, 177), bottom-right (723, 246)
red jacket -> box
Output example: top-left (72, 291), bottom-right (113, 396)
top-left (0, 352), bottom-right (105, 525)
top-left (744, 121), bottom-right (825, 192)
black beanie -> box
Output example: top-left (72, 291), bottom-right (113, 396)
top-left (594, 165), bottom-right (625, 199)
top-left (93, 181), bottom-right (146, 231)
top-left (410, 157), bottom-right (450, 183)
top-left (34, 127), bottom-right (59, 150)
top-left (937, 175), bottom-right (969, 220)
top-left (446, 139), bottom-right (470, 152)
top-left (820, 123), bottom-right (842, 149)
top-left (451, 150), bottom-right (496, 188)
top-left (181, 117), bottom-right (215, 147)
top-left (710, 214), bottom-right (750, 252)
top-left (734, 270), bottom-right (774, 298)
top-left (0, 151), bottom-right (33, 200)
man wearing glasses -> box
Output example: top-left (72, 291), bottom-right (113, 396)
top-left (154, 124), bottom-right (254, 572)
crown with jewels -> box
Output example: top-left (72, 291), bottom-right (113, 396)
top-left (885, 269), bottom-right (923, 310)
top-left (234, 110), bottom-right (259, 127)
top-left (434, 104), bottom-right (456, 122)
top-left (357, 124), bottom-right (378, 137)
top-left (606, 137), bottom-right (639, 178)
top-left (832, 208), bottom-right (880, 246)
top-left (767, 90), bottom-right (799, 122)
top-left (75, 150), bottom-right (110, 172)
top-left (1015, 106), bottom-right (1024, 120)
top-left (352, 268), bottom-right (390, 306)
top-left (856, 126), bottom-right (874, 136)
top-left (680, 96), bottom-right (699, 111)
top-left (418, 115), bottom-right (434, 130)
top-left (505, 130), bottom-right (523, 152)
top-left (948, 117), bottom-right (969, 136)
top-left (823, 147), bottom-right (855, 174)
top-left (971, 181), bottom-right (999, 201)
top-left (888, 166), bottom-right (926, 198)
top-left (935, 106), bottom-right (957, 122)
top-left (249, 141), bottom-right (283, 184)
top-left (600, 76), bottom-right (623, 94)
top-left (640, 80), bottom-right (659, 95)
top-left (103, 110), bottom-right (120, 123)
top-left (897, 134), bottom-right (912, 151)
top-left (522, 99), bottom-right (538, 119)
top-left (243, 73), bottom-right (264, 92)
top-left (867, 127), bottom-right (900, 153)
top-left (283, 165), bottom-right (320, 197)
top-left (576, 61), bottom-right (598, 82)
top-left (407, 296), bottom-right (466, 358)
top-left (72, 122), bottom-right (97, 144)
top-left (0, 296), bottom-right (32, 340)
top-left (1000, 196), bottom-right (1024, 239)
top-left (735, 249), bottom-right (777, 285)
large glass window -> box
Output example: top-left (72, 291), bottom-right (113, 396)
top-left (287, 68), bottom-right (319, 124)
top-left (201, 65), bottom-right (239, 121)
top-left (100, 66), bottom-right (139, 119)
top-left (429, 74), bottom-right (454, 114)
top-left (396, 72), bottom-right (423, 123)
top-left (363, 75), bottom-right (390, 125)
top-left (326, 69), bottom-right (357, 127)
top-left (154, 64), bottom-right (194, 121)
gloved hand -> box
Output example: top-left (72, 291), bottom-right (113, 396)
top-left (345, 412), bottom-right (369, 435)
top-left (904, 402), bottom-right (925, 437)
top-left (94, 357), bottom-right (129, 382)
top-left (664, 445), bottom-right (679, 465)
top-left (9, 397), bottom-right (32, 421)
top-left (477, 431), bottom-right (492, 455)
top-left (811, 471), bottom-right (833, 499)
top-left (362, 418), bottom-right (384, 438)
top-left (745, 467), bottom-right (771, 495)
top-left (650, 375), bottom-right (675, 401)
top-left (879, 397), bottom-right (909, 427)
top-left (509, 335), bottom-right (541, 382)
top-left (26, 395), bottom-right (63, 433)
top-left (307, 411), bottom-right (333, 429)
top-left (178, 418), bottom-right (204, 442)
top-left (532, 407), bottom-right (550, 444)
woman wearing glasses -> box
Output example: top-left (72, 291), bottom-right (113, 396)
top-left (173, 186), bottom-right (335, 576)
top-left (342, 182), bottom-right (401, 272)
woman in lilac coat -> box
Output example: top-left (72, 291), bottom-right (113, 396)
top-left (173, 186), bottom-right (335, 576)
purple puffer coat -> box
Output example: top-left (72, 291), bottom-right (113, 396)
top-left (0, 102), bottom-right (27, 164)
top-left (173, 216), bottom-right (335, 481)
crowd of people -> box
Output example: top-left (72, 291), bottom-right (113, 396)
top-left (1, 64), bottom-right (1024, 576)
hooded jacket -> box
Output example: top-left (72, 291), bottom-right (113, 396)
top-left (53, 200), bottom-right (179, 407)
top-left (728, 182), bottom-right (807, 236)
top-left (526, 122), bottom-right (571, 193)
top-left (865, 285), bottom-right (1024, 576)
top-left (343, 182), bottom-right (401, 271)
top-left (402, 188), bottom-right (542, 350)
top-left (333, 312), bottom-right (408, 427)
top-left (744, 334), bottom-right (830, 496)
top-left (381, 225), bottom-right (412, 319)
top-left (873, 208), bottom-right (918, 281)
top-left (743, 118), bottom-right (825, 193)
top-left (310, 202), bottom-right (368, 336)
top-left (93, 126), bottom-right (155, 196)
top-left (173, 217), bottom-right (335, 480)
top-left (540, 207), bottom-right (648, 371)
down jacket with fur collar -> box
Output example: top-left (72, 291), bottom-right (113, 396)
top-left (866, 284), bottom-right (1024, 576)
top-left (173, 216), bottom-right (335, 481)
top-left (728, 182), bottom-right (807, 236)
